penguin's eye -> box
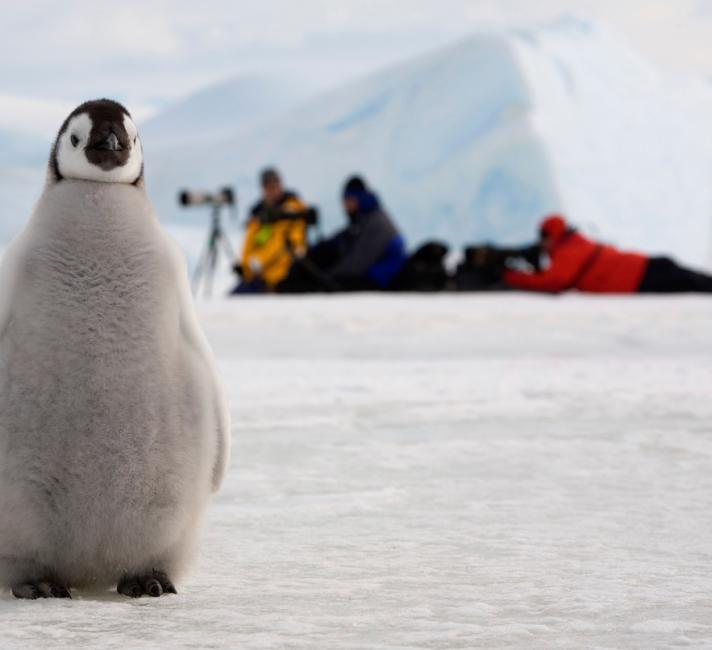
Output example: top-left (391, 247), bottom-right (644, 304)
top-left (70, 134), bottom-right (79, 147)
top-left (133, 136), bottom-right (137, 145)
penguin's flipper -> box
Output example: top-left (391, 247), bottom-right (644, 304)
top-left (176, 306), bottom-right (230, 492)
top-left (209, 391), bottom-right (231, 492)
top-left (169, 237), bottom-right (231, 492)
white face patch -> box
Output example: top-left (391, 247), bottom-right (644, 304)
top-left (55, 112), bottom-right (143, 184)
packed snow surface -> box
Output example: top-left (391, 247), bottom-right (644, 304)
top-left (2, 294), bottom-right (712, 649)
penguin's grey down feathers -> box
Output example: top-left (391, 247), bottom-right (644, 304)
top-left (0, 178), bottom-right (230, 590)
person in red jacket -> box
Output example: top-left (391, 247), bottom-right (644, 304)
top-left (504, 215), bottom-right (712, 294)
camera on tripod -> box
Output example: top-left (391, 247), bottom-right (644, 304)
top-left (179, 187), bottom-right (235, 208)
top-left (178, 186), bottom-right (237, 298)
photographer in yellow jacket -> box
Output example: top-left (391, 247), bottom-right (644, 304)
top-left (232, 168), bottom-right (309, 293)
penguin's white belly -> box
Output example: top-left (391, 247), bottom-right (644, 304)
top-left (2, 327), bottom-right (208, 576)
top-left (0, 183), bottom-right (215, 586)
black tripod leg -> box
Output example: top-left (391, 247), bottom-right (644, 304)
top-left (193, 231), bottom-right (218, 297)
top-left (192, 206), bottom-right (237, 299)
top-left (205, 244), bottom-right (219, 298)
top-left (217, 230), bottom-right (234, 261)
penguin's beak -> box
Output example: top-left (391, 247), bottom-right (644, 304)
top-left (85, 127), bottom-right (130, 170)
top-left (96, 132), bottom-right (123, 151)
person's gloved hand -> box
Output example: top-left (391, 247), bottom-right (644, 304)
top-left (248, 258), bottom-right (262, 275)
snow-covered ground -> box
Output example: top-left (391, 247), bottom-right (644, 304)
top-left (2, 294), bottom-right (712, 648)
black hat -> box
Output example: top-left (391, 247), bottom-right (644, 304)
top-left (260, 167), bottom-right (281, 187)
top-left (343, 175), bottom-right (367, 198)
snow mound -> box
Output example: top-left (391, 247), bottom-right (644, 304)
top-left (2, 20), bottom-right (712, 268)
top-left (147, 32), bottom-right (559, 249)
top-left (147, 18), bottom-right (712, 267)
top-left (514, 17), bottom-right (712, 266)
top-left (140, 74), bottom-right (319, 151)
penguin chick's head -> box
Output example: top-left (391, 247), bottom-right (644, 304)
top-left (50, 99), bottom-right (143, 185)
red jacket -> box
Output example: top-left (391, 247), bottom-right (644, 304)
top-left (504, 225), bottom-right (648, 294)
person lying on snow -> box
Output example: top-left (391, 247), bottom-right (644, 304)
top-left (232, 167), bottom-right (309, 294)
top-left (504, 214), bottom-right (712, 294)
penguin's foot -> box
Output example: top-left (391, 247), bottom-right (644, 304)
top-left (11, 581), bottom-right (71, 599)
top-left (117, 569), bottom-right (177, 598)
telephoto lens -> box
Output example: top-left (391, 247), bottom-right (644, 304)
top-left (178, 187), bottom-right (236, 207)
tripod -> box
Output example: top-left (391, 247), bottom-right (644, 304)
top-left (192, 204), bottom-right (234, 298)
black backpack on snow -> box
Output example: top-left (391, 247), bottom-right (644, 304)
top-left (390, 241), bottom-right (450, 292)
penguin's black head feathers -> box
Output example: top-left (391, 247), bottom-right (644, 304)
top-left (50, 98), bottom-right (144, 186)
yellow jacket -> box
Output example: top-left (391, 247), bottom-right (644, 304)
top-left (241, 193), bottom-right (307, 289)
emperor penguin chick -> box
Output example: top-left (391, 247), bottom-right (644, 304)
top-left (0, 99), bottom-right (230, 599)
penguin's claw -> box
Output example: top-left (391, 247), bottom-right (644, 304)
top-left (11, 583), bottom-right (39, 599)
top-left (153, 570), bottom-right (177, 594)
top-left (49, 583), bottom-right (72, 598)
top-left (142, 577), bottom-right (163, 597)
top-left (117, 577), bottom-right (143, 598)
top-left (12, 581), bottom-right (71, 599)
top-left (117, 570), bottom-right (177, 598)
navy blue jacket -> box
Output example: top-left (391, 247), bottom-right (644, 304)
top-left (328, 192), bottom-right (406, 288)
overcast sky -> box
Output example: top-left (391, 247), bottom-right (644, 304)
top-left (1, 0), bottom-right (711, 138)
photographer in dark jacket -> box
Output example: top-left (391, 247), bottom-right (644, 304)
top-left (318, 176), bottom-right (406, 290)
